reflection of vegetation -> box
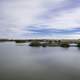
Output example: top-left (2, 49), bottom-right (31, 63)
top-left (47, 41), bottom-right (55, 47)
top-left (48, 41), bottom-right (58, 47)
top-left (42, 43), bottom-right (47, 47)
top-left (60, 42), bottom-right (70, 48)
top-left (48, 43), bottom-right (58, 47)
top-left (77, 43), bottom-right (80, 47)
top-left (15, 40), bottom-right (26, 43)
top-left (29, 41), bottom-right (41, 47)
top-left (48, 41), bottom-right (53, 44)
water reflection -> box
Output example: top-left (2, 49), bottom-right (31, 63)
top-left (0, 42), bottom-right (80, 80)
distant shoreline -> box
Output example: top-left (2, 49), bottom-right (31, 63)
top-left (0, 39), bottom-right (80, 42)
top-left (0, 39), bottom-right (80, 47)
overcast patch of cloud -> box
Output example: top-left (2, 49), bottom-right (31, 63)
top-left (0, 0), bottom-right (80, 39)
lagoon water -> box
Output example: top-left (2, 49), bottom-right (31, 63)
top-left (0, 42), bottom-right (80, 80)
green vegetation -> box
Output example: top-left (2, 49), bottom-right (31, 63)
top-left (41, 43), bottom-right (47, 47)
top-left (29, 40), bottom-right (70, 47)
top-left (48, 42), bottom-right (58, 47)
top-left (29, 41), bottom-right (58, 47)
top-left (46, 40), bottom-right (58, 47)
top-left (29, 41), bottom-right (41, 47)
top-left (15, 40), bottom-right (26, 43)
top-left (1, 39), bottom-right (80, 48)
top-left (60, 42), bottom-right (70, 48)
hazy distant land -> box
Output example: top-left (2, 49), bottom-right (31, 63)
top-left (0, 39), bottom-right (80, 47)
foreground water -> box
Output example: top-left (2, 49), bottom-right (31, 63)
top-left (0, 42), bottom-right (80, 80)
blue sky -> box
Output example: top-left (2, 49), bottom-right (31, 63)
top-left (0, 0), bottom-right (80, 39)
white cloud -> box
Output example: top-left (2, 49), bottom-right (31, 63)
top-left (48, 8), bottom-right (80, 29)
top-left (0, 0), bottom-right (80, 39)
top-left (36, 7), bottom-right (80, 29)
top-left (0, 0), bottom-right (65, 33)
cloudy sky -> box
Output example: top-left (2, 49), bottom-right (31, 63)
top-left (0, 0), bottom-right (80, 39)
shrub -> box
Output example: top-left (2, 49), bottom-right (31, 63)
top-left (29, 41), bottom-right (41, 47)
top-left (15, 40), bottom-right (26, 43)
top-left (42, 43), bottom-right (47, 47)
top-left (60, 42), bottom-right (70, 48)
top-left (77, 43), bottom-right (80, 47)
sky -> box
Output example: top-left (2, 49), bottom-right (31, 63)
top-left (0, 0), bottom-right (80, 39)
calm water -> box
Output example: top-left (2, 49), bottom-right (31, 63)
top-left (0, 42), bottom-right (80, 80)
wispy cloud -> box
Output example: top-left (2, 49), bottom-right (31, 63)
top-left (0, 0), bottom-right (80, 39)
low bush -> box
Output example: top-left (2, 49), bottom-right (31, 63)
top-left (29, 41), bottom-right (41, 47)
top-left (60, 42), bottom-right (70, 48)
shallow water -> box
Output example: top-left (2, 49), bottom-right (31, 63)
top-left (0, 42), bottom-right (80, 80)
